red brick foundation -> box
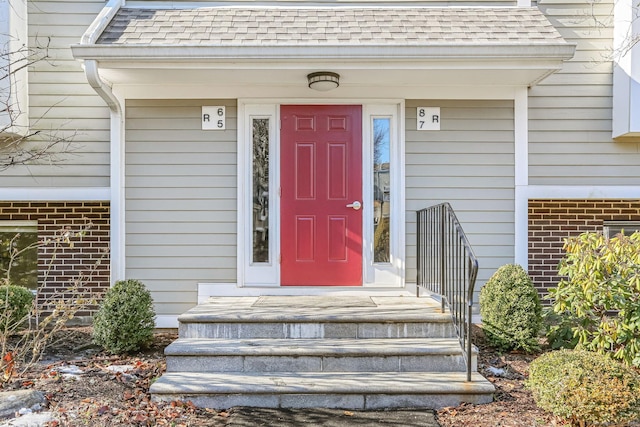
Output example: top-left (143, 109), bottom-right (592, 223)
top-left (0, 201), bottom-right (110, 316)
top-left (528, 199), bottom-right (640, 298)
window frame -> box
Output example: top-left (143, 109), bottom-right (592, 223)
top-left (0, 220), bottom-right (38, 290)
top-left (603, 221), bottom-right (640, 239)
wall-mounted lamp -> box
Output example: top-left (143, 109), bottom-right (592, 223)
top-left (307, 72), bottom-right (340, 91)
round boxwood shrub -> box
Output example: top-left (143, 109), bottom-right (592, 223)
top-left (0, 285), bottom-right (33, 330)
top-left (527, 349), bottom-right (640, 426)
top-left (93, 279), bottom-right (155, 354)
top-left (479, 264), bottom-right (542, 352)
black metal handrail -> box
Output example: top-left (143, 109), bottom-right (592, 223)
top-left (416, 202), bottom-right (479, 382)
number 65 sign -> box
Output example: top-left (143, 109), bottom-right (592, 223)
top-left (417, 107), bottom-right (440, 131)
top-left (202, 106), bottom-right (226, 130)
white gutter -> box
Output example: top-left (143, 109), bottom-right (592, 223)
top-left (71, 44), bottom-right (577, 63)
top-left (77, 0), bottom-right (126, 284)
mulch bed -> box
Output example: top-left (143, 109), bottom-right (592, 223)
top-left (1, 326), bottom-right (565, 426)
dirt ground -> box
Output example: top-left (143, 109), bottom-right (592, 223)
top-left (1, 326), bottom-right (563, 426)
top-left (436, 326), bottom-right (560, 427)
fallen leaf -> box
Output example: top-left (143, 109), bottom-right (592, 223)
top-left (96, 405), bottom-right (110, 415)
top-left (133, 412), bottom-right (148, 422)
top-left (3, 352), bottom-right (15, 380)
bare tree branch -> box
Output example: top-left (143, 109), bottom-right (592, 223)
top-left (0, 35), bottom-right (77, 171)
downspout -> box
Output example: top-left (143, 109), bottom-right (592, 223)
top-left (78, 0), bottom-right (125, 283)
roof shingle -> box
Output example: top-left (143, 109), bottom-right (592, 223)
top-left (96, 7), bottom-right (567, 46)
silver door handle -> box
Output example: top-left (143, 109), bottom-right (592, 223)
top-left (346, 201), bottom-right (362, 211)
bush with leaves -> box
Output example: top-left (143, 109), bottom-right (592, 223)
top-left (479, 264), bottom-right (542, 352)
top-left (549, 231), bottom-right (640, 366)
top-left (527, 349), bottom-right (640, 426)
top-left (0, 285), bottom-right (33, 330)
top-left (93, 279), bottom-right (155, 354)
top-left (544, 310), bottom-right (580, 350)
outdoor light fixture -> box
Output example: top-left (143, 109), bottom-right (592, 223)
top-left (307, 72), bottom-right (340, 91)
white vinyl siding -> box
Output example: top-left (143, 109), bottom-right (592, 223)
top-left (405, 100), bottom-right (515, 305)
top-left (529, 0), bottom-right (640, 185)
top-left (4, 0), bottom-right (110, 187)
top-left (125, 99), bottom-right (237, 316)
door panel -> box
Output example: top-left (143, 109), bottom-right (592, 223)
top-left (281, 105), bottom-right (362, 286)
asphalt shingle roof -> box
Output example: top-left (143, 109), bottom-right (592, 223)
top-left (96, 7), bottom-right (566, 46)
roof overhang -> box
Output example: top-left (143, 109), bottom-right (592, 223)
top-left (70, 3), bottom-right (576, 89)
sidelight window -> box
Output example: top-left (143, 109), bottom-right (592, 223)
top-left (373, 118), bottom-right (391, 263)
top-left (252, 118), bottom-right (270, 263)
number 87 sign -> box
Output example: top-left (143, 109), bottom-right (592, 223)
top-left (417, 107), bottom-right (440, 131)
top-left (202, 106), bottom-right (226, 130)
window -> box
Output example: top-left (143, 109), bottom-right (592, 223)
top-left (0, 221), bottom-right (38, 290)
top-left (604, 221), bottom-right (640, 239)
top-left (252, 118), bottom-right (270, 263)
top-left (364, 104), bottom-right (403, 287)
top-left (373, 117), bottom-right (391, 263)
top-left (241, 104), bottom-right (278, 285)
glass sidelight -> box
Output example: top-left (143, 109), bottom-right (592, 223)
top-left (373, 118), bottom-right (390, 263)
top-left (252, 118), bottom-right (270, 263)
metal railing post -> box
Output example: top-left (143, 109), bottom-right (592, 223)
top-left (439, 205), bottom-right (446, 313)
top-left (416, 210), bottom-right (422, 298)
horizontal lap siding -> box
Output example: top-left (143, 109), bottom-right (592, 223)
top-left (405, 100), bottom-right (515, 306)
top-left (125, 100), bottom-right (237, 317)
top-left (12, 0), bottom-right (111, 188)
top-left (529, 0), bottom-right (640, 185)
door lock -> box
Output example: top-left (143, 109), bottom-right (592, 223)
top-left (346, 201), bottom-right (362, 211)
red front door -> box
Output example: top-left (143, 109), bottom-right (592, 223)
top-left (280, 105), bottom-right (362, 286)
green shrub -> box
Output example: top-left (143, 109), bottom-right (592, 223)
top-left (0, 285), bottom-right (33, 330)
top-left (549, 231), bottom-right (640, 366)
top-left (93, 279), bottom-right (155, 354)
top-left (479, 264), bottom-right (542, 352)
top-left (543, 309), bottom-right (579, 350)
top-left (527, 349), bottom-right (640, 426)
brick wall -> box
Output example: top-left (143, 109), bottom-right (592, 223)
top-left (528, 199), bottom-right (640, 298)
top-left (0, 201), bottom-right (110, 316)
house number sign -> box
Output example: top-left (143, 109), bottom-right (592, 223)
top-left (202, 106), bottom-right (226, 130)
top-left (417, 107), bottom-right (440, 131)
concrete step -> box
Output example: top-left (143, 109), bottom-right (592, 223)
top-left (164, 337), bottom-right (476, 373)
top-left (150, 371), bottom-right (495, 410)
top-left (178, 297), bottom-right (455, 339)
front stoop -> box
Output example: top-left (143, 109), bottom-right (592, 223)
top-left (150, 296), bottom-right (494, 409)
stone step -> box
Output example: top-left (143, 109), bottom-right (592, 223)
top-left (179, 320), bottom-right (455, 339)
top-left (179, 296), bottom-right (446, 325)
top-left (178, 297), bottom-right (454, 339)
top-left (178, 297), bottom-right (455, 339)
top-left (164, 337), bottom-right (476, 373)
top-left (150, 371), bottom-right (495, 410)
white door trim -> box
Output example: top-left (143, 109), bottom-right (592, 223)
top-left (238, 99), bottom-right (405, 288)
